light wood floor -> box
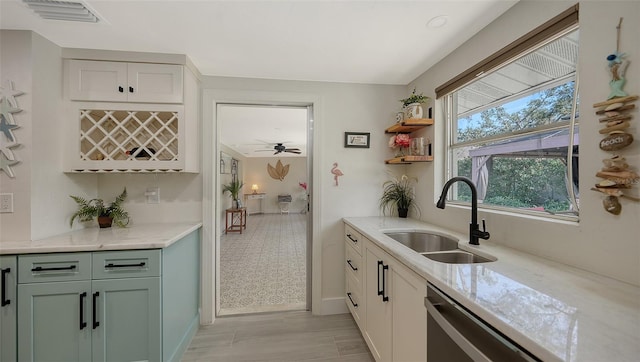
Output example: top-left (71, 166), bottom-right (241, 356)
top-left (181, 311), bottom-right (374, 362)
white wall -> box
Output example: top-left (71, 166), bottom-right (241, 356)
top-left (244, 156), bottom-right (308, 214)
top-left (408, 1), bottom-right (640, 286)
top-left (0, 30), bottom-right (96, 242)
top-left (202, 78), bottom-right (406, 312)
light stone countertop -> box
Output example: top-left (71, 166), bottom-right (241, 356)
top-left (0, 222), bottom-right (202, 254)
top-left (343, 216), bottom-right (640, 362)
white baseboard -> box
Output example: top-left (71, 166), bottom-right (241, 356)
top-left (316, 297), bottom-right (349, 315)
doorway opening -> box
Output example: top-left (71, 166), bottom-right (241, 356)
top-left (216, 104), bottom-right (311, 316)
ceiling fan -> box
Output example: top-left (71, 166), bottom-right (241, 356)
top-left (256, 143), bottom-right (302, 155)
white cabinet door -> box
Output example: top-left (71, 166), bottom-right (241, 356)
top-left (364, 245), bottom-right (392, 362)
top-left (69, 60), bottom-right (128, 102)
top-left (391, 262), bottom-right (427, 362)
top-left (68, 60), bottom-right (183, 103)
top-left (127, 63), bottom-right (183, 103)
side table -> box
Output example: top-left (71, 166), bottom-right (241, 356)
top-left (225, 207), bottom-right (247, 234)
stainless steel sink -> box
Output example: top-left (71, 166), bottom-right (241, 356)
top-left (421, 251), bottom-right (494, 264)
top-left (385, 232), bottom-right (459, 253)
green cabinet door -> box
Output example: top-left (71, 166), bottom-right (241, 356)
top-left (1, 256), bottom-right (17, 362)
top-left (91, 277), bottom-right (161, 362)
top-left (18, 281), bottom-right (92, 362)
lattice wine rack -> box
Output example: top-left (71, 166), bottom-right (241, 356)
top-left (70, 107), bottom-right (185, 172)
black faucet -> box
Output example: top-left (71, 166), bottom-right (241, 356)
top-left (437, 176), bottom-right (490, 245)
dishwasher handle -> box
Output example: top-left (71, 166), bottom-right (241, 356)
top-left (425, 286), bottom-right (538, 362)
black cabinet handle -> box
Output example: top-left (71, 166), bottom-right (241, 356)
top-left (105, 262), bottom-right (146, 268)
top-left (129, 86), bottom-right (134, 93)
top-left (381, 263), bottom-right (389, 302)
top-left (79, 292), bottom-right (87, 330)
top-left (31, 265), bottom-right (76, 272)
top-left (347, 292), bottom-right (358, 308)
top-left (92, 292), bottom-right (100, 329)
top-left (377, 261), bottom-right (383, 297)
top-left (347, 259), bottom-right (357, 271)
top-left (346, 234), bottom-right (358, 243)
top-left (118, 86), bottom-right (124, 93)
top-left (1, 268), bottom-right (10, 307)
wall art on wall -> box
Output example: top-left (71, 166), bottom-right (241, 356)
top-left (267, 159), bottom-right (290, 181)
top-left (591, 17), bottom-right (639, 214)
top-left (344, 132), bottom-right (370, 148)
top-left (331, 162), bottom-right (343, 186)
top-left (0, 81), bottom-right (24, 178)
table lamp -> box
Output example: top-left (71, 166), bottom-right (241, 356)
top-left (251, 184), bottom-right (259, 194)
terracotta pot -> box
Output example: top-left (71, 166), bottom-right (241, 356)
top-left (98, 216), bottom-right (113, 228)
top-left (398, 208), bottom-right (408, 218)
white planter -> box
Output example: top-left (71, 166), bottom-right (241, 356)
top-left (404, 103), bottom-right (424, 119)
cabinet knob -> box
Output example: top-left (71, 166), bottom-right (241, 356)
top-left (118, 86), bottom-right (124, 93)
top-left (129, 86), bottom-right (134, 93)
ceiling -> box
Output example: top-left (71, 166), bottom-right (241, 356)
top-left (1, 0), bottom-right (519, 156)
top-left (1, 0), bottom-right (518, 85)
top-left (219, 104), bottom-right (308, 158)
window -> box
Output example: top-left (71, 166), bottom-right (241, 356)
top-left (439, 7), bottom-right (579, 219)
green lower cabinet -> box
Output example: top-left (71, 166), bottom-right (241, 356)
top-left (1, 256), bottom-right (17, 362)
top-left (92, 277), bottom-right (161, 362)
top-left (18, 281), bottom-right (93, 362)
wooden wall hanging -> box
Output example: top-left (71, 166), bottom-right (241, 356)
top-left (591, 18), bottom-right (639, 214)
top-left (267, 159), bottom-right (290, 181)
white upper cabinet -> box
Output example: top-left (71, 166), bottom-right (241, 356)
top-left (68, 60), bottom-right (183, 103)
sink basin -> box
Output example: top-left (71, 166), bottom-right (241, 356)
top-left (385, 232), bottom-right (459, 253)
top-left (422, 251), bottom-right (494, 264)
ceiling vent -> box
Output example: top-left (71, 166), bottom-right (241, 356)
top-left (22, 0), bottom-right (100, 23)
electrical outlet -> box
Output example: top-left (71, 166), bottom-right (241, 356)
top-left (0, 193), bottom-right (14, 213)
top-left (145, 187), bottom-right (160, 204)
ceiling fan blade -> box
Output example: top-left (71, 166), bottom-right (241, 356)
top-left (285, 149), bottom-right (302, 154)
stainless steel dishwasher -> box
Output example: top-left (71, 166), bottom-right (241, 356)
top-left (425, 283), bottom-right (540, 362)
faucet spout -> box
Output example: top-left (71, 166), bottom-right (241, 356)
top-left (437, 176), bottom-right (490, 245)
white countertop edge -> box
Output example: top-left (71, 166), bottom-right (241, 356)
top-left (0, 222), bottom-right (203, 254)
top-left (343, 216), bottom-right (640, 362)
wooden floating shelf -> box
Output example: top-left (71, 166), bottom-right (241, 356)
top-left (385, 118), bottom-right (434, 133)
top-left (385, 155), bottom-right (434, 164)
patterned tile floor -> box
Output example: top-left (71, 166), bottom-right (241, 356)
top-left (219, 213), bottom-right (307, 315)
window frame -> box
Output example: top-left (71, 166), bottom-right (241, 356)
top-left (437, 6), bottom-right (580, 222)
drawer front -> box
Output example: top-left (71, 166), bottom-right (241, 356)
top-left (346, 274), bottom-right (364, 328)
top-left (344, 224), bottom-right (362, 254)
top-left (92, 250), bottom-right (161, 279)
top-left (345, 244), bottom-right (362, 291)
top-left (18, 253), bottom-right (91, 283)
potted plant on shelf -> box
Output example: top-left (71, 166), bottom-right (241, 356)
top-left (223, 179), bottom-right (244, 209)
top-left (400, 88), bottom-right (429, 120)
top-left (70, 188), bottom-right (130, 228)
top-left (380, 174), bottom-right (419, 218)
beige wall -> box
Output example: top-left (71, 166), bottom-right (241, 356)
top-left (0, 30), bottom-right (95, 242)
top-left (244, 156), bottom-right (308, 214)
top-left (408, 1), bottom-right (640, 286)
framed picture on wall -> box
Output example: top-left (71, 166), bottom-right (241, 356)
top-left (220, 152), bottom-right (232, 174)
top-left (344, 132), bottom-right (370, 148)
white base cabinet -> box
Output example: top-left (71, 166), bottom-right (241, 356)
top-left (345, 223), bottom-right (427, 362)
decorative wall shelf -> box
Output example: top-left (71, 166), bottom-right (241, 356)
top-left (384, 155), bottom-right (434, 164)
top-left (385, 118), bottom-right (433, 134)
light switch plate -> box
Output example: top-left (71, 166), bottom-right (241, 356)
top-left (0, 193), bottom-right (14, 213)
top-left (146, 187), bottom-right (160, 204)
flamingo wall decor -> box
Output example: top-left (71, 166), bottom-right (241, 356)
top-left (331, 162), bottom-right (343, 186)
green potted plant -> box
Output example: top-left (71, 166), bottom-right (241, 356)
top-left (400, 88), bottom-right (429, 107)
top-left (70, 188), bottom-right (130, 228)
top-left (380, 175), bottom-right (419, 218)
top-left (400, 88), bottom-right (429, 120)
top-left (222, 179), bottom-right (244, 209)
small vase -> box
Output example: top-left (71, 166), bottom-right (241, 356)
top-left (97, 216), bottom-right (113, 228)
top-left (398, 208), bottom-right (408, 218)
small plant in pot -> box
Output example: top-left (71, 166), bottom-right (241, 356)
top-left (222, 180), bottom-right (244, 209)
top-left (380, 174), bottom-right (419, 218)
top-left (70, 188), bottom-right (130, 228)
top-left (400, 88), bottom-right (430, 119)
